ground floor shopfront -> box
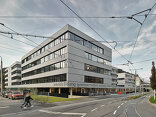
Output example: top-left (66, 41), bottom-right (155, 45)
top-left (6, 81), bottom-right (135, 98)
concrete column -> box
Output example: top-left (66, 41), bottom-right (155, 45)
top-left (84, 88), bottom-right (86, 93)
top-left (81, 88), bottom-right (83, 93)
top-left (58, 88), bottom-right (61, 94)
top-left (69, 88), bottom-right (73, 98)
top-left (49, 88), bottom-right (52, 93)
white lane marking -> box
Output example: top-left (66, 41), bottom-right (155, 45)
top-left (101, 105), bottom-right (105, 107)
top-left (0, 106), bottom-right (9, 109)
top-left (135, 106), bottom-right (141, 117)
top-left (1, 97), bottom-right (124, 116)
top-left (113, 110), bottom-right (117, 114)
top-left (91, 108), bottom-right (97, 112)
top-left (39, 110), bottom-right (87, 116)
top-left (118, 106), bottom-right (120, 108)
top-left (46, 97), bottom-right (124, 110)
top-left (121, 103), bottom-right (124, 105)
top-left (39, 110), bottom-right (62, 114)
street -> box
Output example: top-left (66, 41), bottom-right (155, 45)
top-left (0, 94), bottom-right (156, 117)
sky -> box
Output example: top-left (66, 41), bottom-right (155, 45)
top-left (0, 0), bottom-right (156, 82)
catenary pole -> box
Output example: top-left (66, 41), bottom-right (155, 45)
top-left (0, 56), bottom-right (3, 95)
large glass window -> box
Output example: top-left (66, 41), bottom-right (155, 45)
top-left (85, 64), bottom-right (110, 75)
top-left (84, 76), bottom-right (103, 84)
top-left (41, 57), bottom-right (45, 63)
top-left (88, 54), bottom-right (92, 60)
top-left (92, 55), bottom-right (97, 62)
top-left (69, 33), bottom-right (75, 41)
top-left (44, 66), bottom-right (50, 72)
top-left (45, 55), bottom-right (49, 62)
top-left (50, 41), bottom-right (54, 48)
top-left (97, 57), bottom-right (103, 64)
top-left (55, 62), bottom-right (60, 70)
top-left (55, 50), bottom-right (61, 58)
top-left (61, 61), bottom-right (65, 68)
top-left (49, 53), bottom-right (54, 60)
top-left (45, 45), bottom-right (49, 51)
top-left (36, 50), bottom-right (40, 56)
top-left (55, 38), bottom-right (60, 45)
top-left (84, 40), bottom-right (92, 48)
top-left (75, 36), bottom-right (83, 45)
top-left (92, 44), bottom-right (98, 52)
top-left (65, 32), bottom-right (69, 40)
top-left (84, 52), bottom-right (88, 59)
top-left (84, 52), bottom-right (111, 66)
top-left (41, 47), bottom-right (45, 53)
top-left (50, 64), bottom-right (55, 71)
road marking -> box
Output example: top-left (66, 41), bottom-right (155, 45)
top-left (113, 110), bottom-right (117, 114)
top-left (91, 108), bottom-right (97, 112)
top-left (46, 97), bottom-right (124, 110)
top-left (118, 106), bottom-right (120, 108)
top-left (0, 106), bottom-right (9, 109)
top-left (135, 106), bottom-right (141, 117)
top-left (121, 103), bottom-right (124, 105)
top-left (101, 105), bottom-right (105, 107)
top-left (39, 110), bottom-right (87, 117)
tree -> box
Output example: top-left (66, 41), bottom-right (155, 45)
top-left (150, 61), bottom-right (156, 100)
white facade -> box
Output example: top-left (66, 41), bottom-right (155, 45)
top-left (117, 72), bottom-right (135, 89)
top-left (111, 67), bottom-right (118, 87)
top-left (8, 25), bottom-right (115, 95)
top-left (5, 61), bottom-right (21, 88)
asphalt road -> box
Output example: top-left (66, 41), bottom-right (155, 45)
top-left (0, 94), bottom-right (156, 117)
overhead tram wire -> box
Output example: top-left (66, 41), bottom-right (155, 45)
top-left (0, 45), bottom-right (27, 53)
top-left (0, 14), bottom-right (156, 19)
top-left (0, 23), bottom-right (39, 46)
top-left (59, 0), bottom-right (130, 63)
top-left (128, 2), bottom-right (156, 62)
top-left (2, 30), bottom-right (156, 44)
top-left (115, 57), bottom-right (156, 66)
top-left (0, 34), bottom-right (36, 48)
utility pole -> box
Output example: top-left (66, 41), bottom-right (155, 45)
top-left (0, 56), bottom-right (3, 95)
top-left (130, 68), bottom-right (143, 96)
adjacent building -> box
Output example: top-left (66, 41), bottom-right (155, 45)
top-left (5, 61), bottom-right (21, 88)
top-left (6, 24), bottom-right (116, 97)
top-left (117, 69), bottom-right (135, 92)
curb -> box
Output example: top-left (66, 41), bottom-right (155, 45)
top-left (147, 97), bottom-right (156, 108)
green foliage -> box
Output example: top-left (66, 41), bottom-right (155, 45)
top-left (149, 96), bottom-right (156, 103)
top-left (150, 62), bottom-right (156, 90)
top-left (30, 94), bottom-right (82, 103)
top-left (128, 93), bottom-right (150, 99)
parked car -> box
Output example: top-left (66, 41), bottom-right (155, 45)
top-left (8, 91), bottom-right (24, 100)
top-left (3, 91), bottom-right (10, 98)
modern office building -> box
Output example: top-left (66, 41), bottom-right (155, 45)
top-left (9, 24), bottom-right (114, 97)
top-left (111, 67), bottom-right (118, 87)
top-left (117, 70), bottom-right (135, 92)
top-left (5, 61), bottom-right (22, 88)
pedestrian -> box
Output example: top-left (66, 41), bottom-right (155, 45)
top-left (20, 93), bottom-right (27, 108)
top-left (23, 93), bottom-right (33, 108)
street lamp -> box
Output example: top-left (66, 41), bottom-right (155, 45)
top-left (0, 56), bottom-right (3, 95)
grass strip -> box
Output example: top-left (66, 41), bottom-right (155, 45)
top-left (31, 94), bottom-right (82, 103)
top-left (128, 92), bottom-right (151, 99)
top-left (149, 96), bottom-right (156, 104)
